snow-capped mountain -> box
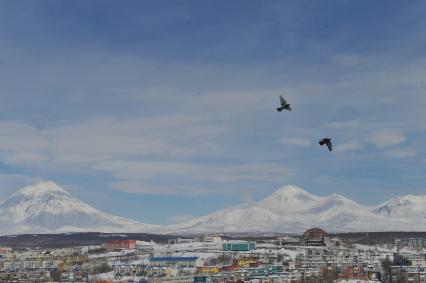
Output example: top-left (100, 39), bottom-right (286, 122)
top-left (2, 182), bottom-right (426, 235)
top-left (0, 181), bottom-right (158, 235)
top-left (154, 185), bottom-right (422, 234)
top-left (374, 195), bottom-right (426, 219)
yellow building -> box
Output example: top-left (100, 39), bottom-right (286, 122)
top-left (233, 258), bottom-right (258, 268)
top-left (197, 266), bottom-right (221, 274)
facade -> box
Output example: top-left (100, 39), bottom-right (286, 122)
top-left (197, 266), bottom-right (221, 274)
top-left (278, 236), bottom-right (299, 246)
top-left (300, 228), bottom-right (330, 246)
top-left (193, 236), bottom-right (222, 242)
top-left (105, 239), bottom-right (136, 251)
top-left (147, 275), bottom-right (194, 283)
top-left (149, 257), bottom-right (201, 267)
top-left (233, 258), bottom-right (259, 268)
top-left (389, 266), bottom-right (426, 282)
top-left (223, 242), bottom-right (256, 251)
top-left (136, 240), bottom-right (157, 252)
top-left (168, 238), bottom-right (193, 244)
top-left (396, 237), bottom-right (426, 249)
top-left (394, 253), bottom-right (426, 267)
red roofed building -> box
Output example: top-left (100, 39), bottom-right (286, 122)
top-left (105, 240), bottom-right (136, 251)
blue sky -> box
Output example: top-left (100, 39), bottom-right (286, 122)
top-left (0, 0), bottom-right (425, 224)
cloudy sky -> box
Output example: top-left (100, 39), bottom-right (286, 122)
top-left (0, 0), bottom-right (425, 224)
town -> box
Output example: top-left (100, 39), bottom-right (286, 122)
top-left (1, 229), bottom-right (425, 282)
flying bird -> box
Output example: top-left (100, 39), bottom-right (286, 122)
top-left (277, 95), bottom-right (292, 112)
top-left (319, 138), bottom-right (332, 152)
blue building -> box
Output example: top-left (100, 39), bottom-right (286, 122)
top-left (223, 242), bottom-right (256, 251)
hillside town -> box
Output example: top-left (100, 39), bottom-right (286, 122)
top-left (1, 228), bottom-right (425, 282)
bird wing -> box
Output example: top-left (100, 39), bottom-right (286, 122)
top-left (279, 95), bottom-right (287, 106)
top-left (325, 140), bottom-right (332, 151)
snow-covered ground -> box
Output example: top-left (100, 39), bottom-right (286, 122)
top-left (92, 271), bottom-right (148, 283)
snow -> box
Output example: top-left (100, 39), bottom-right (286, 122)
top-left (2, 182), bottom-right (426, 235)
top-left (374, 195), bottom-right (426, 218)
top-left (153, 185), bottom-right (426, 234)
top-left (0, 181), bottom-right (158, 235)
top-left (17, 181), bottom-right (69, 197)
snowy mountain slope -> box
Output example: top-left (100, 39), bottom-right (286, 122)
top-left (154, 185), bottom-right (421, 234)
top-left (374, 195), bottom-right (426, 220)
top-left (2, 182), bottom-right (425, 235)
top-left (0, 181), bottom-right (158, 235)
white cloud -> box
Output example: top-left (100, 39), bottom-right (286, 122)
top-left (280, 137), bottom-right (311, 147)
top-left (369, 130), bottom-right (406, 148)
top-left (385, 149), bottom-right (416, 158)
top-left (95, 160), bottom-right (293, 195)
top-left (0, 115), bottom-right (227, 168)
top-left (94, 161), bottom-right (202, 180)
top-left (0, 57), bottom-right (424, 199)
top-left (108, 181), bottom-right (204, 195)
top-left (334, 142), bottom-right (363, 153)
top-left (0, 87), bottom-right (297, 196)
top-left (323, 120), bottom-right (361, 129)
top-left (107, 180), bottom-right (245, 196)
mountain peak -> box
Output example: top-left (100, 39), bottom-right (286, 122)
top-left (258, 185), bottom-right (321, 213)
top-left (329, 193), bottom-right (357, 204)
top-left (378, 194), bottom-right (426, 207)
top-left (374, 194), bottom-right (426, 217)
top-left (274, 185), bottom-right (310, 196)
top-left (16, 181), bottom-right (70, 198)
top-left (0, 181), bottom-right (156, 235)
top-left (392, 194), bottom-right (426, 202)
top-left (267, 185), bottom-right (318, 202)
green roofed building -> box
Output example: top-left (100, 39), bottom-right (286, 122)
top-left (223, 242), bottom-right (256, 251)
top-left (194, 275), bottom-right (208, 283)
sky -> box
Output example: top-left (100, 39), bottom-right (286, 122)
top-left (0, 0), bottom-right (425, 225)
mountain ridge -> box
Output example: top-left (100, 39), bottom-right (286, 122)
top-left (1, 182), bottom-right (426, 235)
top-left (153, 185), bottom-right (426, 234)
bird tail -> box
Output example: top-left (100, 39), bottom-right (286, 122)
top-left (277, 107), bottom-right (284, 112)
